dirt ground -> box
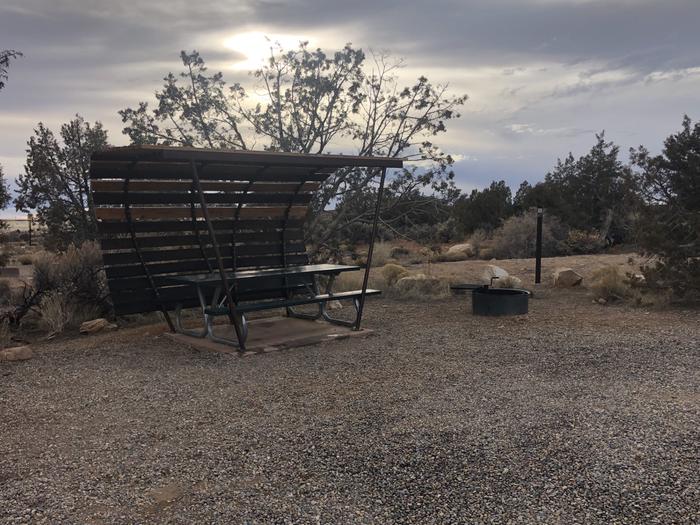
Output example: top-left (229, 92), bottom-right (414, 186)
top-left (1, 254), bottom-right (698, 524)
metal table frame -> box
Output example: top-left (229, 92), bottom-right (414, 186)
top-left (166, 265), bottom-right (365, 347)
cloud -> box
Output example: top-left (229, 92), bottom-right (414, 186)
top-left (1, 0), bottom-right (699, 217)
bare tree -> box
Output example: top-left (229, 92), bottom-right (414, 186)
top-left (0, 49), bottom-right (22, 91)
top-left (120, 43), bottom-right (467, 252)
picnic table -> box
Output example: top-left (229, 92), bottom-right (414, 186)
top-left (89, 145), bottom-right (402, 351)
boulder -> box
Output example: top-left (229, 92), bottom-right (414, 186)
top-left (395, 273), bottom-right (445, 296)
top-left (79, 318), bottom-right (117, 335)
top-left (326, 300), bottom-right (343, 311)
top-left (493, 275), bottom-right (523, 289)
top-left (445, 243), bottom-right (474, 261)
top-left (0, 345), bottom-right (33, 361)
top-left (553, 267), bottom-right (583, 287)
top-left (482, 264), bottom-right (509, 285)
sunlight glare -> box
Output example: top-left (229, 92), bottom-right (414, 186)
top-left (223, 31), bottom-right (311, 70)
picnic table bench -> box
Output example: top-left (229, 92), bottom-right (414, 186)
top-left (89, 146), bottom-right (402, 351)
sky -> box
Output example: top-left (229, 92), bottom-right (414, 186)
top-left (1, 0), bottom-right (699, 218)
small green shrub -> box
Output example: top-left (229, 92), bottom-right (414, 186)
top-left (18, 254), bottom-right (33, 265)
top-left (0, 249), bottom-right (10, 267)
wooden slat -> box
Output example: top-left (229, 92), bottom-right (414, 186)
top-left (102, 243), bottom-right (306, 266)
top-left (108, 274), bottom-right (314, 293)
top-left (89, 161), bottom-right (334, 181)
top-left (91, 146), bottom-right (404, 169)
top-left (90, 180), bottom-right (321, 192)
top-left (111, 286), bottom-right (311, 315)
top-left (104, 254), bottom-right (309, 279)
top-left (99, 231), bottom-right (301, 250)
top-left (92, 192), bottom-right (311, 205)
top-left (94, 206), bottom-right (307, 221)
top-left (97, 219), bottom-right (302, 234)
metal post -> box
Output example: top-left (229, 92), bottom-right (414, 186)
top-left (355, 167), bottom-right (387, 331)
top-left (190, 160), bottom-right (246, 350)
top-left (535, 207), bottom-right (543, 284)
top-left (27, 214), bottom-right (32, 246)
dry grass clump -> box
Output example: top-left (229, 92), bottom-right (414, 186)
top-left (40, 291), bottom-right (76, 335)
top-left (369, 242), bottom-right (392, 267)
top-left (334, 269), bottom-right (386, 292)
top-left (391, 274), bottom-right (450, 300)
top-left (381, 263), bottom-right (409, 286)
top-left (589, 265), bottom-right (632, 302)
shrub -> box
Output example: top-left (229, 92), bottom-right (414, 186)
top-left (1, 241), bottom-right (109, 329)
top-left (33, 242), bottom-right (107, 309)
top-left (0, 249), bottom-right (10, 267)
top-left (468, 229), bottom-right (489, 257)
top-left (18, 254), bottom-right (33, 265)
top-left (381, 263), bottom-right (409, 286)
top-left (490, 209), bottom-right (568, 259)
top-left (589, 266), bottom-right (631, 302)
top-left (563, 230), bottom-right (604, 255)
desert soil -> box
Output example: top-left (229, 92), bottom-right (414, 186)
top-left (1, 257), bottom-right (698, 524)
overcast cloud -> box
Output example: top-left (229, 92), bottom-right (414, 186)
top-left (1, 0), bottom-right (699, 216)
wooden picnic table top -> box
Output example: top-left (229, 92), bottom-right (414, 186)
top-left (163, 264), bottom-right (361, 286)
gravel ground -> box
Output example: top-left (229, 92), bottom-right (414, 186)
top-left (1, 289), bottom-right (698, 524)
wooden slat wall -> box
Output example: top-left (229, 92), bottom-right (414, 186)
top-left (91, 158), bottom-right (332, 316)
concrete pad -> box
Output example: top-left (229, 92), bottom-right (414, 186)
top-left (163, 316), bottom-right (374, 356)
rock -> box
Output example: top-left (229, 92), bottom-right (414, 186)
top-left (445, 243), bottom-right (474, 261)
top-left (395, 274), bottom-right (445, 296)
top-left (629, 273), bottom-right (646, 285)
top-left (482, 264), bottom-right (509, 285)
top-left (0, 345), bottom-right (33, 361)
top-left (493, 275), bottom-right (523, 289)
top-left (553, 267), bottom-right (583, 287)
top-left (597, 298), bottom-right (607, 305)
top-left (327, 300), bottom-right (343, 311)
top-left (79, 318), bottom-right (117, 335)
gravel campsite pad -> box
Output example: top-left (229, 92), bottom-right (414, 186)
top-left (1, 291), bottom-right (698, 524)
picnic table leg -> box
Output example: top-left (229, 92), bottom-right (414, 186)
top-left (173, 284), bottom-right (208, 338)
top-left (287, 278), bottom-right (323, 321)
top-left (205, 284), bottom-right (249, 347)
top-left (320, 273), bottom-right (361, 328)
